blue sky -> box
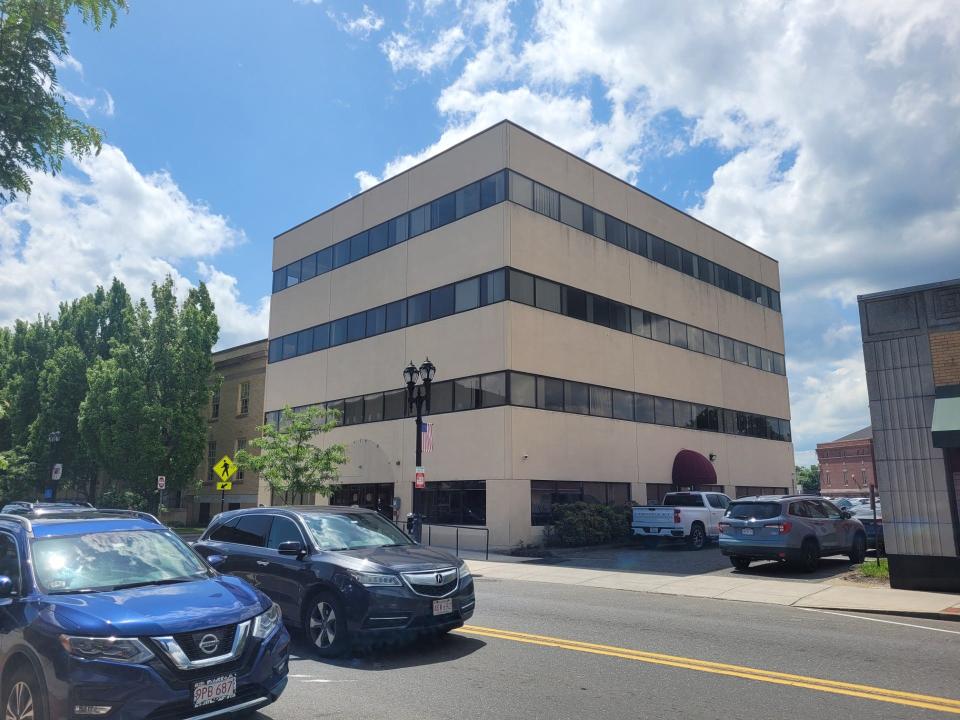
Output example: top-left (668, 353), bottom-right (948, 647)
top-left (2, 0), bottom-right (959, 466)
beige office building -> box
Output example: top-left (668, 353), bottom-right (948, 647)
top-left (264, 121), bottom-right (794, 548)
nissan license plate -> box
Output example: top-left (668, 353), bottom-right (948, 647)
top-left (193, 674), bottom-right (237, 709)
top-left (433, 598), bottom-right (453, 616)
top-left (741, 528), bottom-right (754, 536)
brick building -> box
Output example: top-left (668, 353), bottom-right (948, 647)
top-left (816, 426), bottom-right (876, 498)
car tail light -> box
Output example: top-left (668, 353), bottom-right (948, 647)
top-left (764, 522), bottom-right (792, 534)
top-left (718, 522), bottom-right (730, 534)
top-left (673, 509), bottom-right (681, 524)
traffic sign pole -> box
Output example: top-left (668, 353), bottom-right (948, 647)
top-left (220, 487), bottom-right (225, 515)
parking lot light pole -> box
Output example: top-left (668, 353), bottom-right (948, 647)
top-left (404, 358), bottom-right (435, 468)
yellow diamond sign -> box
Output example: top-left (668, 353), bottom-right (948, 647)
top-left (213, 455), bottom-right (237, 483)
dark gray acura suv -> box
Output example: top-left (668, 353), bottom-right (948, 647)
top-left (194, 506), bottom-right (475, 657)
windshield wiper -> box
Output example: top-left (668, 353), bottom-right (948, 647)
top-left (105, 576), bottom-right (197, 591)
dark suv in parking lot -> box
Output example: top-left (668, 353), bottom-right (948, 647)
top-left (0, 508), bottom-right (288, 720)
top-left (194, 506), bottom-right (476, 657)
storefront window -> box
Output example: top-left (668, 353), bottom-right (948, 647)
top-left (413, 480), bottom-right (486, 525)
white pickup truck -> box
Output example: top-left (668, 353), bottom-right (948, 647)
top-left (632, 491), bottom-right (732, 550)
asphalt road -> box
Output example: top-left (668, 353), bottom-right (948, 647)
top-left (254, 576), bottom-right (960, 720)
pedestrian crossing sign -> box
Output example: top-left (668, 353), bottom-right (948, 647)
top-left (213, 455), bottom-right (238, 483)
top-left (216, 480), bottom-right (233, 491)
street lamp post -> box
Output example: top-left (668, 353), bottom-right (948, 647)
top-left (47, 430), bottom-right (62, 501)
top-left (404, 358), bottom-right (436, 470)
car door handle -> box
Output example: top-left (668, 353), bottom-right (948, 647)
top-left (256, 561), bottom-right (270, 566)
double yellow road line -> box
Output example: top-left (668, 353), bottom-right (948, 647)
top-left (456, 625), bottom-right (960, 715)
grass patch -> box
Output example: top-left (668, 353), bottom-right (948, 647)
top-left (172, 527), bottom-right (206, 535)
top-left (856, 558), bottom-right (889, 580)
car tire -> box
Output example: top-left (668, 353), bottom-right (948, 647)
top-left (686, 523), bottom-right (706, 551)
top-left (795, 538), bottom-right (820, 573)
top-left (3, 664), bottom-right (46, 720)
top-left (730, 557), bottom-right (752, 571)
top-left (848, 533), bottom-right (867, 564)
top-left (303, 590), bottom-right (349, 658)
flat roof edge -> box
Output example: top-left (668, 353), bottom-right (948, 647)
top-left (273, 120), bottom-right (780, 266)
top-left (858, 277), bottom-right (960, 302)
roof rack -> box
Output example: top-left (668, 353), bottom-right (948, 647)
top-left (95, 509), bottom-right (162, 525)
top-left (0, 514), bottom-right (33, 533)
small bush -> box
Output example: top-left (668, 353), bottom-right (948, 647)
top-left (98, 488), bottom-right (150, 511)
top-left (545, 503), bottom-right (632, 547)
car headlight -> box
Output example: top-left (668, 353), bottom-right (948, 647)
top-left (252, 602), bottom-right (282, 639)
top-left (60, 635), bottom-right (154, 664)
top-left (458, 563), bottom-right (472, 580)
top-left (349, 571), bottom-right (401, 587)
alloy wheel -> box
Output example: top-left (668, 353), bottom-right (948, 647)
top-left (310, 601), bottom-right (337, 648)
top-left (5, 681), bottom-right (34, 720)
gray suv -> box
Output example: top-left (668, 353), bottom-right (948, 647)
top-left (719, 496), bottom-right (867, 572)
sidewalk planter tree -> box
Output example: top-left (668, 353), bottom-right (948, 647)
top-left (235, 406), bottom-right (347, 505)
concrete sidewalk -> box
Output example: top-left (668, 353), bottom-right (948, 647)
top-left (464, 559), bottom-right (960, 620)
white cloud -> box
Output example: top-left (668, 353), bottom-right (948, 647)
top-left (62, 88), bottom-right (97, 116)
top-left (381, 25), bottom-right (466, 73)
top-left (51, 54), bottom-right (84, 76)
top-left (359, 0), bottom-right (960, 463)
top-left (101, 90), bottom-right (115, 117)
top-left (197, 263), bottom-right (270, 347)
top-left (329, 4), bottom-right (385, 39)
top-left (0, 145), bottom-right (265, 349)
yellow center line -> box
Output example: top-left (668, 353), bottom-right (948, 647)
top-left (455, 625), bottom-right (960, 715)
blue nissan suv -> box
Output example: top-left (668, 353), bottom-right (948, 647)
top-left (0, 508), bottom-right (289, 720)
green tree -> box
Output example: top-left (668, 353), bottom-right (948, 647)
top-left (796, 464), bottom-right (821, 494)
top-left (235, 406), bottom-right (347, 505)
top-left (0, 0), bottom-right (128, 202)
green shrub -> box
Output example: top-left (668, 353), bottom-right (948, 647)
top-left (545, 503), bottom-right (632, 547)
top-left (98, 488), bottom-right (150, 511)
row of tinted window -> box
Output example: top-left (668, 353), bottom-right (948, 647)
top-left (507, 171), bottom-right (781, 313)
top-left (268, 269), bottom-right (506, 363)
top-left (273, 171), bottom-right (508, 293)
top-left (265, 370), bottom-right (791, 443)
top-left (507, 269), bottom-right (786, 376)
top-left (269, 265), bottom-right (786, 376)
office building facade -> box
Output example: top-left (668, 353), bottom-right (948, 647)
top-left (859, 278), bottom-right (960, 591)
top-left (264, 121), bottom-right (794, 548)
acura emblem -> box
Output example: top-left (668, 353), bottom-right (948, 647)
top-left (198, 633), bottom-right (220, 655)
top-left (435, 572), bottom-right (443, 585)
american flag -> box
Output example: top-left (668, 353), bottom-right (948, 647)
top-left (421, 422), bottom-right (434, 452)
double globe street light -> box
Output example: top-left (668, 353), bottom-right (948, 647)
top-left (404, 358), bottom-right (436, 469)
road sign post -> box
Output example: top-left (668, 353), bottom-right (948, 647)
top-left (157, 476), bottom-right (166, 518)
top-left (213, 456), bottom-right (238, 514)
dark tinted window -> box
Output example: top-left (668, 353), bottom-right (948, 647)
top-left (649, 234), bottom-right (665, 263)
top-left (560, 194), bottom-right (583, 229)
top-left (454, 377), bottom-right (479, 411)
top-left (481, 269), bottom-right (506, 304)
top-left (408, 293), bottom-right (430, 325)
top-left (455, 277), bottom-right (480, 313)
top-left (564, 381), bottom-right (590, 414)
top-left (509, 172), bottom-right (533, 208)
top-left (510, 270), bottom-right (535, 306)
top-left (456, 182), bottom-right (480, 218)
top-left (349, 232), bottom-right (369, 262)
top-left (430, 285), bottom-right (455, 320)
top-left (606, 217), bottom-right (626, 248)
top-left (267, 516), bottom-right (303, 549)
top-left (383, 389), bottom-right (406, 420)
top-left (706, 494), bottom-right (726, 509)
top-left (285, 261), bottom-right (300, 287)
top-left (669, 320), bottom-right (688, 348)
top-left (703, 331), bottom-right (720, 357)
top-left (409, 204), bottom-right (430, 236)
top-left (209, 518), bottom-right (239, 542)
top-left (282, 334), bottom-right (297, 360)
top-left (537, 377), bottom-right (564, 411)
top-left (663, 242), bottom-right (681, 270)
top-left (301, 253), bottom-right (317, 281)
top-left (651, 315), bottom-right (670, 343)
top-left (687, 326), bottom-right (704, 353)
top-left (273, 269), bottom-right (285, 293)
top-left (366, 306), bottom-right (386, 336)
top-left (610, 302), bottom-right (630, 332)
top-left (433, 192), bottom-right (456, 226)
top-left (734, 341), bottom-right (749, 365)
top-left (429, 380), bottom-right (452, 414)
top-left (726, 502), bottom-right (782, 520)
top-left (385, 299), bottom-right (406, 332)
top-left (535, 278), bottom-right (562, 313)
top-left (363, 393), bottom-right (384, 423)
top-left (347, 312), bottom-right (366, 342)
top-left (332, 240), bottom-right (350, 268)
top-left (330, 318), bottom-right (348, 346)
top-left (344, 397), bottom-right (363, 425)
top-left (313, 324), bottom-right (330, 351)
top-left (631, 308), bottom-right (651, 338)
top-left (663, 493), bottom-right (704, 507)
top-left (589, 386), bottom-right (613, 417)
top-left (681, 249), bottom-right (696, 277)
top-left (511, 373), bottom-right (537, 407)
top-left (369, 223), bottom-right (389, 254)
top-left (565, 287), bottom-right (589, 321)
top-left (635, 394), bottom-right (655, 423)
top-left (316, 247), bottom-right (332, 274)
top-left (720, 336), bottom-right (735, 361)
top-left (628, 226), bottom-right (646, 256)
top-left (297, 329), bottom-right (313, 356)
top-left (590, 296), bottom-right (610, 327)
top-left (233, 515), bottom-right (272, 547)
top-left (390, 215), bottom-right (408, 245)
top-left (480, 373), bottom-right (506, 407)
top-left (674, 400), bottom-right (694, 428)
top-left (268, 339), bottom-right (282, 363)
top-left (480, 172), bottom-right (505, 208)
top-left (612, 390), bottom-right (634, 420)
top-left (654, 397), bottom-right (674, 425)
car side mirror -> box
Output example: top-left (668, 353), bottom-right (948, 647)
top-left (0, 576), bottom-right (14, 599)
top-left (278, 541), bottom-right (305, 557)
top-left (840, 511), bottom-right (852, 520)
top-left (205, 554), bottom-right (227, 568)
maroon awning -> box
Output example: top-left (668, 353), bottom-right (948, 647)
top-left (672, 449), bottom-right (717, 486)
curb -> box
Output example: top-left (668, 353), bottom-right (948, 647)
top-left (807, 606), bottom-right (960, 622)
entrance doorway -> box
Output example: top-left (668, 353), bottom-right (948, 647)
top-left (330, 482), bottom-right (394, 519)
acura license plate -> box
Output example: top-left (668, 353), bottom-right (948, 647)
top-left (741, 528), bottom-right (754, 536)
top-left (433, 598), bottom-right (453, 616)
top-left (193, 674), bottom-right (237, 709)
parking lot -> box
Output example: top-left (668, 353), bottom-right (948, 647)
top-left (456, 542), bottom-right (866, 585)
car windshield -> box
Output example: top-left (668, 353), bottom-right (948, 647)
top-left (31, 529), bottom-right (210, 594)
top-left (302, 512), bottom-right (412, 551)
top-left (726, 502), bottom-right (782, 520)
